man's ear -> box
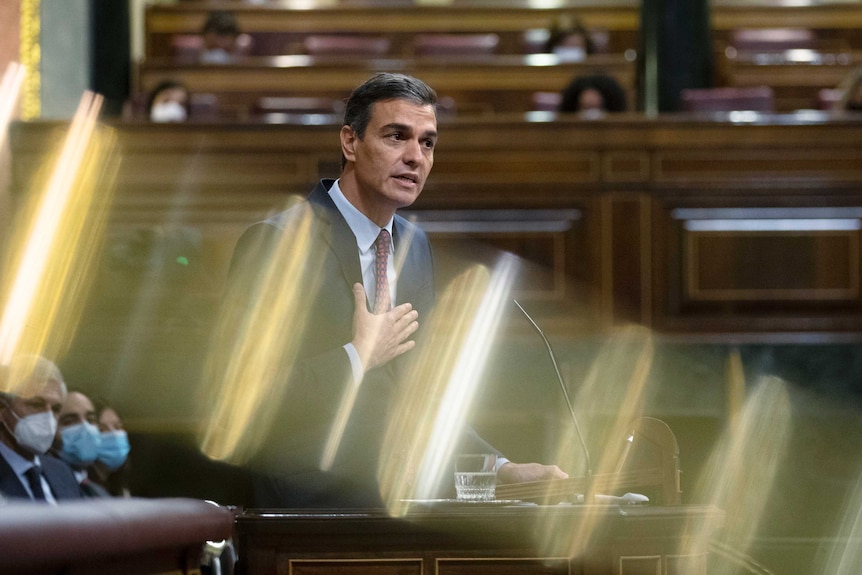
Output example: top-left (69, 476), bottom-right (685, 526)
top-left (340, 125), bottom-right (358, 163)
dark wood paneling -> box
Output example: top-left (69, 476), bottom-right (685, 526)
top-left (11, 115), bottom-right (862, 340)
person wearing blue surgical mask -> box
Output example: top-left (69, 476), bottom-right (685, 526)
top-left (52, 390), bottom-right (110, 497)
top-left (0, 355), bottom-right (83, 502)
top-left (90, 401), bottom-right (132, 497)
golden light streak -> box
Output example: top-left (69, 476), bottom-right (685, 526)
top-left (103, 145), bottom-right (211, 399)
top-left (0, 91), bottom-right (117, 388)
top-left (0, 63), bottom-right (26, 147)
top-left (378, 254), bottom-right (518, 515)
top-left (414, 254), bottom-right (517, 499)
top-left (319, 220), bottom-right (420, 472)
top-left (198, 200), bottom-right (323, 464)
top-left (726, 347), bottom-right (745, 428)
top-left (818, 469), bottom-right (862, 575)
top-left (20, 0), bottom-right (40, 120)
top-left (319, 366), bottom-right (363, 472)
top-left (681, 375), bottom-right (791, 574)
top-left (537, 325), bottom-right (655, 558)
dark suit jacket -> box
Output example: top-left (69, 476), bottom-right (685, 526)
top-left (0, 451), bottom-right (84, 502)
top-left (222, 180), bottom-right (495, 507)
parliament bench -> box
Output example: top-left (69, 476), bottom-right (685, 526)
top-left (144, 0), bottom-right (862, 62)
top-left (136, 53), bottom-right (637, 118)
top-left (720, 49), bottom-right (862, 111)
top-left (144, 1), bottom-right (641, 59)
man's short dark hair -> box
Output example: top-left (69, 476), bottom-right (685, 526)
top-left (202, 10), bottom-right (240, 37)
top-left (343, 72), bottom-right (437, 140)
top-left (340, 73), bottom-right (437, 168)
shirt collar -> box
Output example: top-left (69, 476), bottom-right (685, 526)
top-left (328, 179), bottom-right (394, 254)
top-left (0, 440), bottom-right (40, 476)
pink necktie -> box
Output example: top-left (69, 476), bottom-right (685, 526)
top-left (374, 229), bottom-right (391, 314)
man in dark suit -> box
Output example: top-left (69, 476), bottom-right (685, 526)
top-left (0, 355), bottom-right (83, 502)
top-left (220, 73), bottom-right (566, 507)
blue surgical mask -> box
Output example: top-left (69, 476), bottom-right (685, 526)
top-left (98, 430), bottom-right (130, 471)
top-left (59, 422), bottom-right (102, 467)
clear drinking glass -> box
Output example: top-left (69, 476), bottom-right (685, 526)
top-left (454, 454), bottom-right (497, 501)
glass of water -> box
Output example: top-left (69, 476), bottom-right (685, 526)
top-left (454, 454), bottom-right (497, 501)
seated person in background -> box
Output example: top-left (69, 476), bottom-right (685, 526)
top-left (544, 17), bottom-right (595, 61)
top-left (90, 399), bottom-right (132, 497)
top-left (200, 10), bottom-right (242, 64)
top-left (52, 390), bottom-right (110, 497)
top-left (0, 355), bottom-right (83, 502)
top-left (559, 74), bottom-right (627, 115)
top-left (836, 67), bottom-right (862, 112)
top-left (147, 80), bottom-right (190, 123)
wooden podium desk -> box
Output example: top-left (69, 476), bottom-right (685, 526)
top-left (235, 504), bottom-right (723, 575)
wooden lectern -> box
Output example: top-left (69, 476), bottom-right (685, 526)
top-left (235, 419), bottom-right (723, 575)
top-left (236, 505), bottom-right (722, 575)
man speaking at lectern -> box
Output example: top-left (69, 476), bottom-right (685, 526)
top-left (220, 73), bottom-right (567, 508)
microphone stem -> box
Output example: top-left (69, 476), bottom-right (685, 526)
top-left (514, 300), bottom-right (593, 503)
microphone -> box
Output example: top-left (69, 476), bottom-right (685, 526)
top-left (513, 299), bottom-right (593, 503)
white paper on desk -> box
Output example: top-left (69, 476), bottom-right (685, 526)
top-left (575, 492), bottom-right (649, 504)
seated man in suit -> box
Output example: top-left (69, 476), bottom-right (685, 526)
top-left (0, 355), bottom-right (83, 502)
top-left (220, 73), bottom-right (567, 507)
top-left (52, 390), bottom-right (110, 497)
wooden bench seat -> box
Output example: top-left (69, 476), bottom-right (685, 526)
top-left (137, 53), bottom-right (637, 118)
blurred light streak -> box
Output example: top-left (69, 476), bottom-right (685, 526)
top-left (319, 219), bottom-right (420, 472)
top-left (103, 144), bottom-right (208, 399)
top-left (199, 201), bottom-right (322, 464)
top-left (726, 348), bottom-right (745, 429)
top-left (818, 469), bottom-right (862, 575)
top-left (0, 91), bottom-right (117, 380)
top-left (0, 63), bottom-right (25, 148)
top-left (681, 376), bottom-right (791, 573)
top-left (379, 254), bottom-right (517, 515)
top-left (19, 0), bottom-right (40, 120)
top-left (537, 325), bottom-right (655, 557)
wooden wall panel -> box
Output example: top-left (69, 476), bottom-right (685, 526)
top-left (10, 116), bottom-right (862, 426)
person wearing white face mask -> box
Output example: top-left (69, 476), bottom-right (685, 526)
top-left (51, 390), bottom-right (110, 497)
top-left (147, 80), bottom-right (190, 123)
top-left (0, 355), bottom-right (83, 503)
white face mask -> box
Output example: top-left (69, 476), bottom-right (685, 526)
top-left (553, 46), bottom-right (586, 62)
top-left (12, 410), bottom-right (57, 455)
top-left (150, 101), bottom-right (188, 123)
top-left (200, 48), bottom-right (232, 64)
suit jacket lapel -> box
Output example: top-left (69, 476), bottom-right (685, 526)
top-left (308, 182), bottom-right (365, 303)
top-left (0, 455), bottom-right (29, 499)
top-left (393, 216), bottom-right (421, 307)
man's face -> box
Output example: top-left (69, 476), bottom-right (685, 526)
top-left (0, 379), bottom-right (64, 449)
top-left (5, 380), bottom-right (64, 420)
top-left (341, 98), bottom-right (437, 220)
top-left (57, 391), bottom-right (96, 431)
